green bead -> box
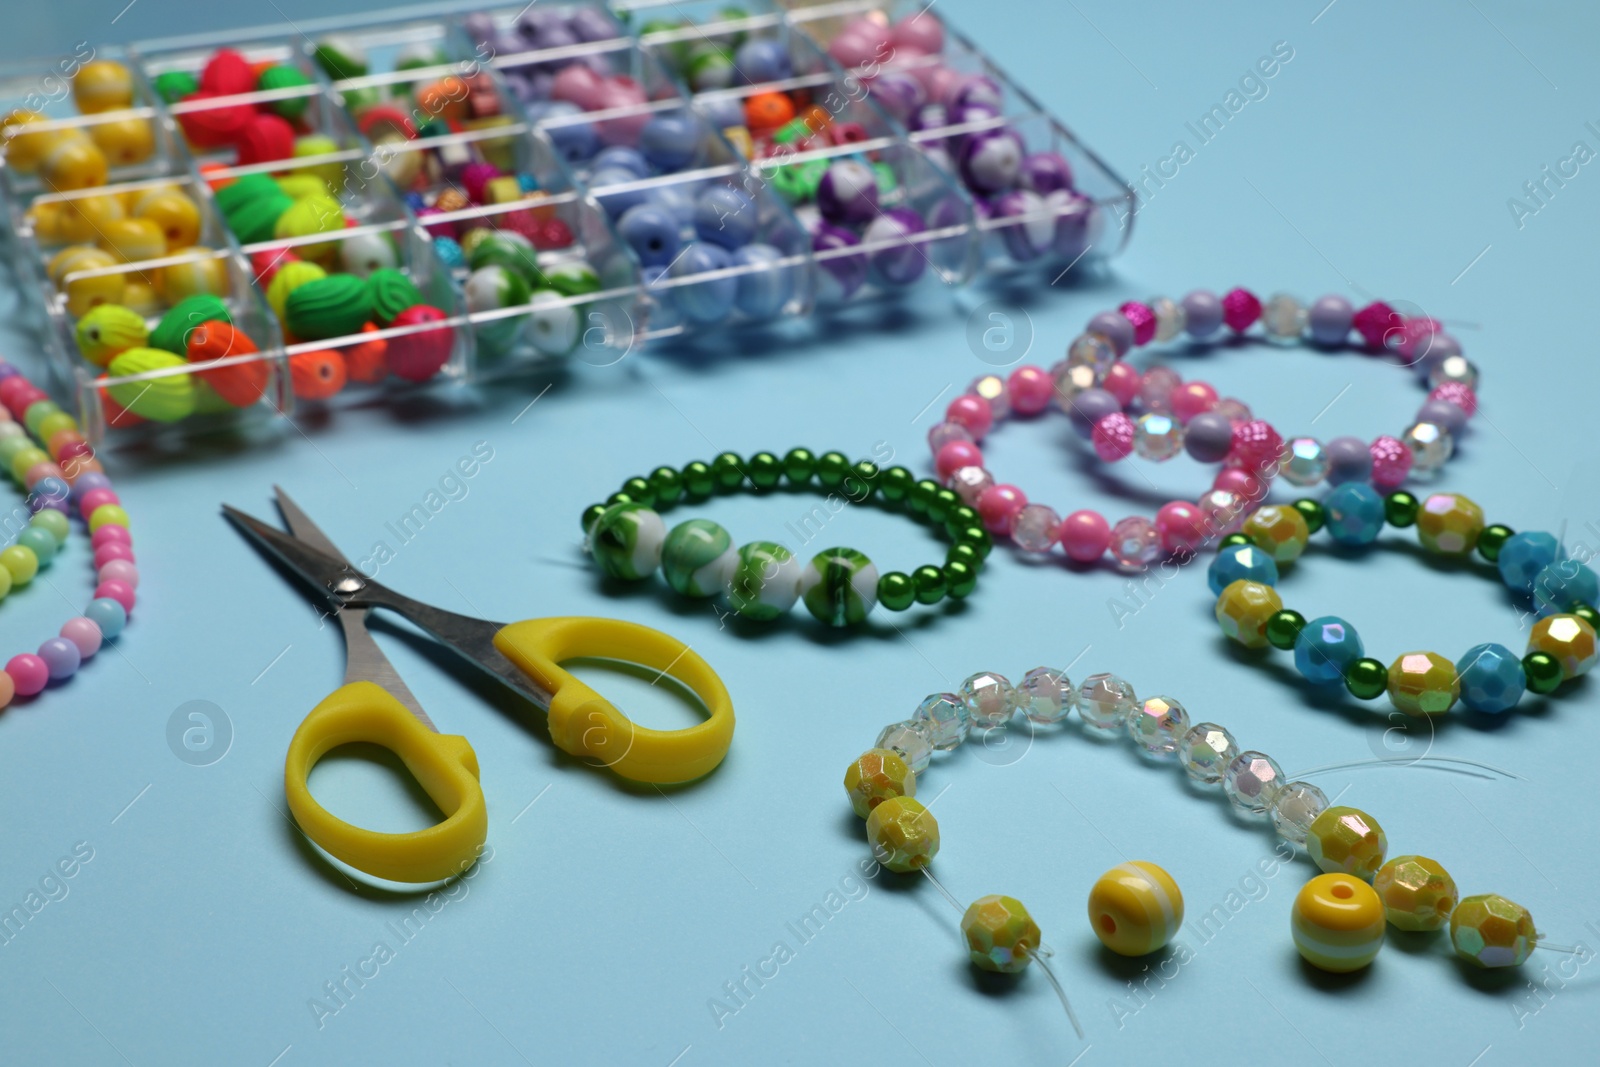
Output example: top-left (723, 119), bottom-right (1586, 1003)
top-left (800, 546), bottom-right (877, 626)
top-left (908, 479), bottom-right (940, 515)
top-left (845, 460), bottom-right (880, 500)
top-left (927, 488), bottom-right (959, 524)
top-left (1266, 609), bottom-right (1306, 651)
top-left (783, 447), bottom-right (816, 484)
top-left (18, 526), bottom-right (56, 565)
top-left (815, 451), bottom-right (850, 489)
top-left (581, 503), bottom-right (607, 533)
top-left (879, 466), bottom-right (914, 503)
top-left (587, 502), bottom-right (666, 580)
top-left (682, 460), bottom-right (715, 499)
top-left (877, 571), bottom-right (916, 611)
top-left (661, 519), bottom-right (736, 597)
top-left (1385, 491), bottom-right (1419, 528)
top-left (1477, 523), bottom-right (1513, 562)
top-left (1345, 658), bottom-right (1389, 700)
top-left (649, 465), bottom-right (684, 507)
top-left (23, 400), bottom-right (62, 438)
top-left (911, 564), bottom-right (946, 605)
top-left (945, 505), bottom-right (979, 536)
top-left (944, 560), bottom-right (977, 598)
top-left (1523, 652), bottom-right (1563, 695)
top-left (1220, 533), bottom-right (1252, 549)
top-left (956, 525), bottom-right (992, 559)
top-left (1573, 603), bottom-right (1600, 632)
top-left (620, 476), bottom-right (654, 507)
top-left (747, 451), bottom-right (781, 490)
top-left (711, 451), bottom-right (745, 491)
top-left (605, 491), bottom-right (634, 507)
top-left (29, 509), bottom-right (70, 546)
top-left (1292, 499), bottom-right (1325, 535)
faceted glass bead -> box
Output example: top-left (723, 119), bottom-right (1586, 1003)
top-left (1212, 397), bottom-right (1252, 424)
top-left (1306, 805), bottom-right (1387, 880)
top-left (1078, 672), bottom-right (1137, 734)
top-left (1527, 614), bottom-right (1598, 680)
top-left (1012, 504), bottom-right (1061, 553)
top-left (1427, 353), bottom-right (1479, 390)
top-left (960, 671), bottom-right (1017, 728)
top-left (1262, 293), bottom-right (1307, 341)
top-left (875, 719), bottom-right (933, 774)
top-left (1127, 695), bottom-right (1189, 757)
top-left (1402, 421), bottom-right (1454, 474)
top-left (865, 796), bottom-right (939, 872)
top-left (961, 895), bottom-right (1040, 973)
top-left (1451, 894), bottom-right (1535, 968)
top-left (1137, 367), bottom-right (1182, 413)
top-left (1532, 558), bottom-right (1600, 617)
top-left (968, 374), bottom-right (1011, 421)
top-left (1387, 651), bottom-right (1460, 715)
top-left (1279, 436), bottom-right (1330, 487)
top-left (1198, 489), bottom-right (1246, 536)
top-left (1215, 579), bottom-right (1284, 649)
top-left (1456, 643), bottom-right (1526, 714)
top-left (914, 692), bottom-right (971, 750)
top-left (1269, 781), bottom-right (1329, 844)
top-left (1133, 412), bottom-right (1185, 461)
top-left (844, 748), bottom-right (915, 818)
top-left (1109, 515), bottom-right (1162, 571)
top-left (1292, 873), bottom-right (1385, 973)
top-left (1294, 616), bottom-right (1365, 687)
top-left (1207, 543), bottom-right (1279, 596)
top-left (1497, 530), bottom-right (1559, 593)
top-left (1180, 722), bottom-right (1237, 784)
top-left (1323, 482), bottom-right (1386, 546)
top-left (1051, 360), bottom-right (1099, 408)
top-left (1148, 295), bottom-right (1186, 341)
top-left (1373, 855), bottom-right (1457, 932)
top-left (1018, 666), bottom-right (1076, 724)
top-left (927, 420), bottom-right (973, 452)
top-left (1242, 504), bottom-right (1311, 563)
top-left (1224, 751), bottom-right (1286, 814)
top-left (948, 465), bottom-right (994, 506)
top-left (1065, 332), bottom-right (1115, 378)
top-left (1416, 492), bottom-right (1484, 555)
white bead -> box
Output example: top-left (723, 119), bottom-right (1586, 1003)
top-left (1148, 296), bottom-right (1186, 341)
top-left (1180, 722), bottom-right (1237, 784)
top-left (875, 719), bottom-right (933, 774)
top-left (1012, 504), bottom-right (1060, 553)
top-left (1212, 397), bottom-right (1252, 424)
top-left (1427, 354), bottom-right (1478, 390)
top-left (1109, 516), bottom-right (1161, 571)
top-left (1134, 412), bottom-right (1184, 461)
top-left (968, 374), bottom-right (1011, 421)
top-left (960, 671), bottom-right (1016, 729)
top-left (1019, 667), bottom-right (1075, 724)
top-left (948, 465), bottom-right (994, 506)
top-left (1137, 366), bottom-right (1181, 412)
top-left (927, 420), bottom-right (973, 451)
top-left (1077, 672), bottom-right (1136, 734)
top-left (1402, 421), bottom-right (1454, 474)
top-left (1065, 333), bottom-right (1115, 378)
top-left (1050, 360), bottom-right (1099, 410)
top-left (914, 693), bottom-right (970, 751)
top-left (1262, 293), bottom-right (1307, 342)
top-left (1224, 751), bottom-right (1286, 815)
top-left (1127, 695), bottom-right (1189, 757)
top-left (1279, 436), bottom-right (1330, 487)
top-left (1270, 781), bottom-right (1329, 844)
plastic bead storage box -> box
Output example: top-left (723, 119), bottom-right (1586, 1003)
top-left (0, 0), bottom-right (1134, 448)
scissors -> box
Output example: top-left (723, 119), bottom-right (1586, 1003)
top-left (225, 488), bottom-right (735, 884)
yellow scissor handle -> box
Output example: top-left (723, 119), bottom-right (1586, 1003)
top-left (283, 681), bottom-right (489, 884)
top-left (493, 616), bottom-right (735, 785)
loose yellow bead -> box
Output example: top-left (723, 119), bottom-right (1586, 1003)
top-left (132, 188), bottom-right (202, 250)
top-left (962, 895), bottom-right (1041, 973)
top-left (1451, 893), bottom-right (1536, 968)
top-left (1087, 861), bottom-right (1184, 957)
top-left (1387, 651), bottom-right (1459, 715)
top-left (3, 109), bottom-right (62, 172)
top-left (843, 748), bottom-right (914, 819)
top-left (865, 795), bottom-right (938, 873)
top-left (9, 447), bottom-right (48, 484)
top-left (73, 60), bottom-right (135, 113)
top-left (40, 131), bottom-right (109, 192)
top-left (1527, 614), bottom-right (1598, 681)
top-left (1215, 579), bottom-right (1283, 649)
top-left (1306, 805), bottom-right (1387, 880)
top-left (1243, 504), bottom-right (1311, 563)
top-left (157, 249), bottom-right (230, 302)
top-left (1292, 873), bottom-right (1386, 973)
top-left (1415, 492), bottom-right (1484, 555)
top-left (0, 544), bottom-right (39, 586)
top-left (88, 503), bottom-right (130, 533)
top-left (49, 193), bottom-right (126, 244)
top-left (35, 412), bottom-right (79, 445)
top-left (1372, 855), bottom-right (1457, 932)
top-left (88, 115), bottom-right (155, 167)
top-left (99, 218), bottom-right (168, 264)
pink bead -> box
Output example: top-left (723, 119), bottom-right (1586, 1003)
top-left (56, 439), bottom-right (95, 465)
top-left (6, 654), bottom-right (48, 697)
top-left (1092, 412), bottom-right (1136, 461)
top-left (23, 462), bottom-right (62, 488)
top-left (1429, 381), bottom-right (1477, 417)
top-left (890, 12), bottom-right (944, 54)
top-left (1213, 467), bottom-right (1266, 504)
top-left (95, 580), bottom-right (135, 613)
top-left (1370, 435), bottom-right (1414, 489)
top-left (1102, 361), bottom-right (1141, 407)
top-left (1393, 317), bottom-right (1443, 361)
top-left (945, 394), bottom-right (994, 439)
top-left (829, 30), bottom-right (883, 70)
top-left (1059, 509), bottom-right (1111, 563)
top-left (1228, 419), bottom-right (1285, 475)
top-left (1154, 500), bottom-right (1209, 555)
top-left (60, 617), bottom-right (102, 658)
top-left (976, 484), bottom-right (1027, 536)
top-left (550, 65), bottom-right (605, 109)
top-left (1006, 365), bottom-right (1053, 416)
top-left (93, 543), bottom-right (135, 568)
top-left (1352, 301), bottom-right (1402, 350)
top-left (99, 559), bottom-right (138, 589)
top-left (1119, 301), bottom-right (1157, 346)
top-left (79, 487), bottom-right (120, 516)
top-left (1198, 489), bottom-right (1246, 536)
top-left (919, 63), bottom-right (963, 104)
top-left (1171, 381), bottom-right (1219, 423)
top-left (91, 524), bottom-right (132, 550)
top-left (935, 440), bottom-right (984, 479)
top-left (1221, 288), bottom-right (1262, 332)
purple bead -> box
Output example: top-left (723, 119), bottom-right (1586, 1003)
top-left (1417, 398), bottom-right (1468, 436)
top-left (1323, 435), bottom-right (1373, 486)
top-left (1087, 310), bottom-right (1135, 356)
top-left (462, 12), bottom-right (496, 46)
top-left (1185, 411), bottom-right (1235, 463)
top-left (1180, 290), bottom-right (1223, 339)
top-left (864, 207), bottom-right (927, 287)
top-left (733, 39), bottom-right (792, 85)
top-left (1019, 151), bottom-right (1074, 195)
top-left (992, 190), bottom-right (1052, 261)
top-left (524, 21), bottom-right (577, 52)
top-left (1415, 332), bottom-right (1463, 376)
top-left (908, 103), bottom-right (950, 137)
top-left (0, 364), bottom-right (16, 380)
top-left (1046, 190), bottom-right (1096, 262)
top-left (868, 71), bottom-right (925, 121)
top-left (947, 73), bottom-right (1003, 110)
top-left (567, 7), bottom-right (619, 43)
top-left (813, 223), bottom-right (867, 300)
top-left (1066, 388), bottom-right (1121, 438)
top-left (960, 127), bottom-right (1025, 193)
top-left (1308, 294), bottom-right (1355, 346)
top-left (38, 636), bottom-right (80, 681)
top-left (817, 160), bottom-right (879, 225)
top-left (69, 471), bottom-right (112, 502)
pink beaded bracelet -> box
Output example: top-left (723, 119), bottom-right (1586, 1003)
top-left (925, 289), bottom-right (1479, 570)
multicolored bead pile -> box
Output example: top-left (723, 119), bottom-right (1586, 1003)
top-left (581, 449), bottom-right (990, 628)
top-left (158, 47), bottom-right (322, 167)
top-left (1211, 490), bottom-right (1598, 714)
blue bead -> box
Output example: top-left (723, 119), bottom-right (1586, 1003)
top-left (1498, 531), bottom-right (1558, 594)
top-left (1456, 643), bottom-right (1526, 714)
top-left (86, 597), bottom-right (127, 639)
top-left (593, 169), bottom-right (654, 218)
top-left (639, 112), bottom-right (702, 172)
top-left (641, 266), bottom-right (682, 330)
top-left (698, 96), bottom-right (744, 133)
top-left (541, 103), bottom-right (599, 164)
top-left (592, 145), bottom-right (651, 178)
top-left (1323, 482), bottom-right (1386, 545)
top-left (693, 186), bottom-right (758, 249)
top-left (650, 183), bottom-right (699, 228)
top-left (403, 191), bottom-right (427, 211)
top-left (731, 243), bottom-right (793, 319)
top-left (1533, 558), bottom-right (1600, 616)
top-left (38, 636), bottom-right (80, 681)
top-left (1294, 616), bottom-right (1364, 687)
top-left (517, 174), bottom-right (539, 193)
top-left (432, 236), bottom-right (465, 269)
top-left (29, 476), bottom-right (69, 514)
top-left (1207, 543), bottom-right (1279, 596)
top-left (734, 39), bottom-right (792, 84)
top-left (616, 203), bottom-right (683, 267)
top-left (668, 242), bottom-right (737, 324)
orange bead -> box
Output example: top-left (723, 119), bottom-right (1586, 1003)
top-left (47, 429), bottom-right (87, 459)
top-left (744, 91), bottom-right (795, 132)
top-left (415, 78), bottom-right (470, 124)
top-left (344, 323), bottom-right (389, 384)
top-left (198, 161), bottom-right (235, 190)
top-left (289, 348), bottom-right (348, 400)
top-left (186, 320), bottom-right (269, 408)
top-left (94, 378), bottom-right (143, 431)
top-left (799, 105), bottom-right (831, 133)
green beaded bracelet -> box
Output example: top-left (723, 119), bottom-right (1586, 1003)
top-left (581, 449), bottom-right (990, 628)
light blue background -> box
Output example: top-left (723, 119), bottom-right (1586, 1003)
top-left (3, 1), bottom-right (1599, 1064)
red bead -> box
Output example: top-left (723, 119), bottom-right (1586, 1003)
top-left (385, 305), bottom-right (455, 382)
top-left (1119, 301), bottom-right (1157, 346)
top-left (199, 48), bottom-right (257, 96)
top-left (1221, 288), bottom-right (1262, 333)
top-left (177, 91), bottom-right (255, 148)
top-left (1092, 412), bottom-right (1136, 461)
top-left (1370, 435), bottom-right (1413, 489)
top-left (235, 113), bottom-right (296, 166)
top-left (1154, 500), bottom-right (1208, 555)
top-left (1352, 301), bottom-right (1402, 351)
top-left (1428, 381), bottom-right (1477, 417)
top-left (1102, 362), bottom-right (1140, 407)
top-left (945, 394), bottom-right (994, 439)
top-left (533, 217), bottom-right (575, 250)
top-left (1228, 419), bottom-right (1284, 474)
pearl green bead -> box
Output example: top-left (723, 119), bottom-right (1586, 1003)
top-left (944, 559), bottom-right (977, 598)
top-left (620, 476), bottom-right (654, 507)
top-left (815, 451), bottom-right (849, 489)
top-left (1266, 609), bottom-right (1306, 651)
top-left (1385, 490), bottom-right (1419, 528)
top-left (847, 460), bottom-right (879, 500)
top-left (581, 503), bottom-right (607, 533)
top-left (1573, 603), bottom-right (1600, 632)
top-left (879, 466), bottom-right (914, 502)
top-left (782, 447), bottom-right (815, 484)
top-left (711, 451), bottom-right (744, 491)
top-left (605, 491), bottom-right (634, 508)
top-left (747, 451), bottom-right (781, 490)
top-left (1523, 651), bottom-right (1563, 695)
top-left (682, 460), bottom-right (715, 499)
top-left (927, 488), bottom-right (958, 523)
top-left (877, 571), bottom-right (915, 611)
top-left (912, 564), bottom-right (946, 605)
top-left (908, 479), bottom-right (940, 515)
top-left (956, 525), bottom-right (992, 559)
top-left (1345, 657), bottom-right (1389, 700)
top-left (946, 542), bottom-right (981, 570)
top-left (945, 505), bottom-right (979, 536)
top-left (1220, 532), bottom-right (1252, 549)
top-left (1477, 523), bottom-right (1513, 562)
top-left (649, 465), bottom-right (684, 507)
top-left (1292, 499), bottom-right (1325, 535)
top-left (29, 509), bottom-right (70, 546)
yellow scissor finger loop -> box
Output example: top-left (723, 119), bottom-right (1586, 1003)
top-left (493, 617), bottom-right (735, 785)
top-left (283, 681), bottom-right (489, 884)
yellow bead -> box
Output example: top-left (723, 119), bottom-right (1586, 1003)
top-left (1527, 614), bottom-right (1598, 680)
top-left (1214, 579), bottom-right (1283, 649)
top-left (49, 193), bottom-right (127, 244)
top-left (157, 249), bottom-right (230, 302)
top-left (122, 280), bottom-right (162, 316)
top-left (1291, 873), bottom-right (1386, 973)
top-left (3, 109), bottom-right (63, 172)
top-left (1243, 504), bottom-right (1311, 563)
top-left (1387, 651), bottom-right (1459, 715)
top-left (50, 245), bottom-right (126, 318)
top-left (1415, 492), bottom-right (1484, 555)
top-left (73, 60), bottom-right (135, 113)
top-left (88, 115), bottom-right (155, 167)
top-left (1306, 805), bottom-right (1387, 880)
top-left (1087, 861), bottom-right (1184, 956)
top-left (39, 131), bottom-right (109, 192)
top-left (0, 544), bottom-right (39, 586)
top-left (843, 748), bottom-right (915, 818)
top-left (99, 218), bottom-right (168, 264)
top-left (1372, 855), bottom-right (1457, 932)
top-left (132, 189), bottom-right (202, 250)
top-left (962, 895), bottom-right (1041, 973)
top-left (9, 446), bottom-right (48, 483)
top-left (865, 795), bottom-right (938, 873)
top-left (1451, 894), bottom-right (1536, 968)
top-left (88, 503), bottom-right (130, 533)
top-left (36, 411), bottom-right (78, 444)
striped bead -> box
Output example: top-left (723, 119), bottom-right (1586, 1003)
top-left (1292, 873), bottom-right (1386, 973)
top-left (1087, 861), bottom-right (1184, 956)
